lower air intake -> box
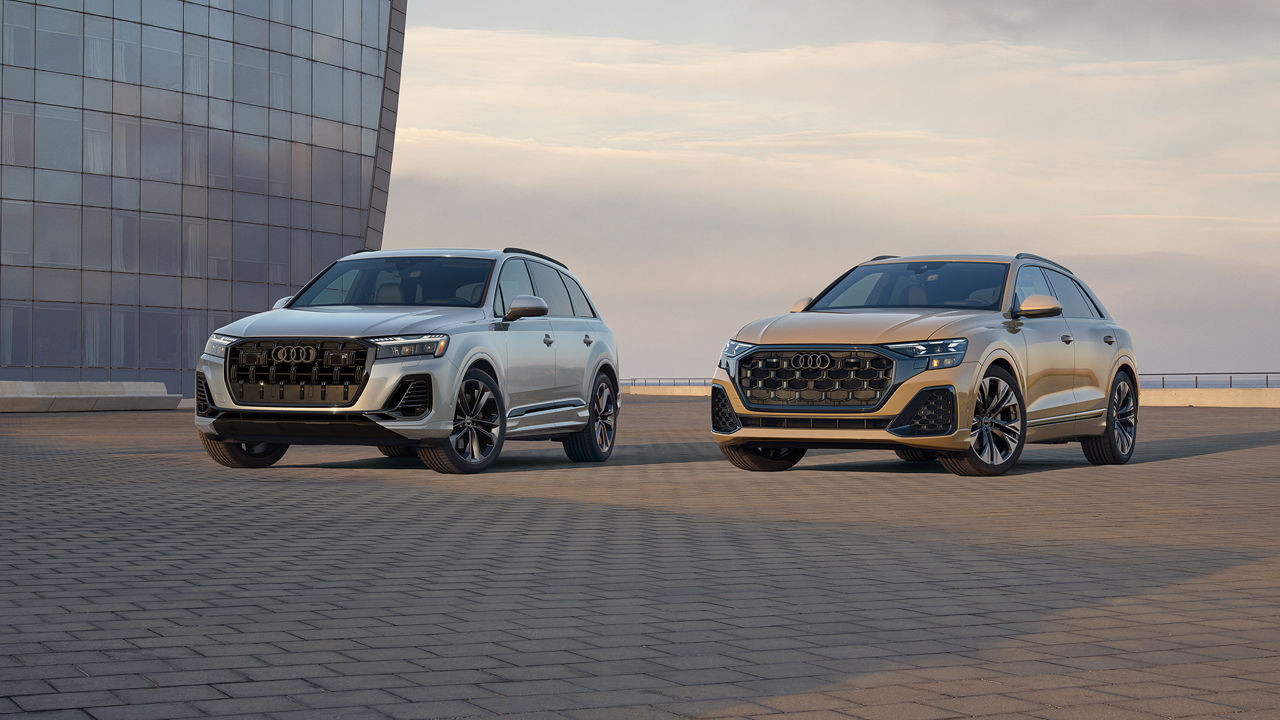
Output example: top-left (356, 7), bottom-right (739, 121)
top-left (711, 385), bottom-right (740, 433)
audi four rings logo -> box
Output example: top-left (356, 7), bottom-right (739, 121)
top-left (791, 352), bottom-right (832, 370)
top-left (271, 345), bottom-right (318, 363)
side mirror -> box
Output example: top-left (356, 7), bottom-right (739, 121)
top-left (503, 294), bottom-right (549, 322)
top-left (1014, 294), bottom-right (1062, 319)
top-left (790, 297), bottom-right (812, 313)
top-left (272, 296), bottom-right (292, 309)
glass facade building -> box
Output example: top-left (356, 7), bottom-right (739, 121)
top-left (0, 0), bottom-right (407, 393)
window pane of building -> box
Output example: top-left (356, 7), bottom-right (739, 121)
top-left (36, 7), bottom-right (82, 75)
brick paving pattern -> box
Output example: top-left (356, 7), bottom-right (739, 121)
top-left (2, 398), bottom-right (1280, 719)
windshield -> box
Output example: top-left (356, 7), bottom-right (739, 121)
top-left (290, 256), bottom-right (495, 308)
top-left (810, 261), bottom-right (1009, 311)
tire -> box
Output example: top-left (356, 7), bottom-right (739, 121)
top-left (720, 444), bottom-right (807, 472)
top-left (939, 366), bottom-right (1026, 476)
top-left (563, 373), bottom-right (619, 463)
top-left (418, 368), bottom-right (505, 474)
top-left (377, 445), bottom-right (417, 458)
top-left (1082, 372), bottom-right (1137, 465)
top-left (198, 432), bottom-right (289, 468)
top-left (894, 447), bottom-right (938, 463)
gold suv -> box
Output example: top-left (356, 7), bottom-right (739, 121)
top-left (711, 254), bottom-right (1137, 476)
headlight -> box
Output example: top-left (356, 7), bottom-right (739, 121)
top-left (884, 338), bottom-right (968, 369)
top-left (371, 334), bottom-right (448, 359)
top-left (203, 333), bottom-right (237, 358)
top-left (719, 339), bottom-right (754, 370)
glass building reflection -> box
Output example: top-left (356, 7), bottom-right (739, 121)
top-left (0, 0), bottom-right (407, 393)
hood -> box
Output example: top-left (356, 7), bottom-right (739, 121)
top-left (734, 309), bottom-right (995, 345)
top-left (217, 306), bottom-right (487, 338)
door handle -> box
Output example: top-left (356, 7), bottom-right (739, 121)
top-left (1103, 335), bottom-right (1115, 345)
top-left (543, 334), bottom-right (554, 346)
top-left (1060, 334), bottom-right (1074, 344)
top-left (583, 334), bottom-right (594, 346)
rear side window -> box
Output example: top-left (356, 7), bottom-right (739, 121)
top-left (527, 261), bottom-right (574, 317)
top-left (560, 271), bottom-right (596, 318)
top-left (494, 258), bottom-right (534, 316)
top-left (1044, 269), bottom-right (1101, 319)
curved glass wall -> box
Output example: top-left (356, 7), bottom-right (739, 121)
top-left (0, 0), bottom-right (407, 393)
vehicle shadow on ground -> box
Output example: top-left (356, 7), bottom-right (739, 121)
top-left (290, 441), bottom-right (725, 471)
top-left (805, 429), bottom-right (1280, 474)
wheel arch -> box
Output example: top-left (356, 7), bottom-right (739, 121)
top-left (1111, 355), bottom-right (1139, 400)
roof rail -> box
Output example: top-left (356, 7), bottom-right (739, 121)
top-left (868, 255), bottom-right (900, 261)
top-left (1015, 253), bottom-right (1072, 274)
top-left (503, 247), bottom-right (569, 270)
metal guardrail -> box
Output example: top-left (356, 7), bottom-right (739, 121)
top-left (1138, 373), bottom-right (1278, 389)
top-left (623, 375), bottom-right (1280, 390)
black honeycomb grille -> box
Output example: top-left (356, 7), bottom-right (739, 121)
top-left (737, 349), bottom-right (893, 408)
top-left (892, 388), bottom-right (956, 436)
top-left (226, 338), bottom-right (372, 407)
top-left (711, 385), bottom-right (740, 433)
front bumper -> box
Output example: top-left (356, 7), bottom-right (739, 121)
top-left (194, 351), bottom-right (465, 444)
top-left (711, 360), bottom-right (981, 451)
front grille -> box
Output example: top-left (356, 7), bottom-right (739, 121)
top-left (711, 385), bottom-right (740, 433)
top-left (383, 375), bottom-right (433, 418)
top-left (891, 387), bottom-right (956, 436)
top-left (194, 373), bottom-right (214, 416)
top-left (737, 348), bottom-right (894, 409)
top-left (740, 416), bottom-right (891, 430)
top-left (226, 338), bottom-right (372, 407)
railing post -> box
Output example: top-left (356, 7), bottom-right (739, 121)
top-left (1195, 375), bottom-right (1198, 389)
top-left (1161, 376), bottom-right (1166, 389)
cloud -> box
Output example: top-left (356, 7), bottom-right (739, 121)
top-left (384, 25), bottom-right (1280, 376)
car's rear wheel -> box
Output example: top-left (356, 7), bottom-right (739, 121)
top-left (563, 373), bottom-right (618, 463)
top-left (377, 445), bottom-right (417, 458)
top-left (939, 366), bottom-right (1026, 476)
top-left (418, 369), bottom-right (505, 474)
top-left (198, 433), bottom-right (289, 468)
top-left (1082, 372), bottom-right (1137, 465)
top-left (720, 444), bottom-right (807, 472)
top-left (894, 447), bottom-right (938, 463)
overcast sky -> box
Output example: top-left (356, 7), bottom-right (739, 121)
top-left (383, 1), bottom-right (1280, 377)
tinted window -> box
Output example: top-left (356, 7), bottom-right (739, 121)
top-left (1044, 269), bottom-right (1100, 319)
top-left (527, 261), bottom-right (574, 317)
top-left (494, 258), bottom-right (534, 316)
top-left (811, 261), bottom-right (1008, 311)
top-left (1013, 266), bottom-right (1054, 306)
top-left (560, 271), bottom-right (596, 318)
top-left (292, 256), bottom-right (494, 307)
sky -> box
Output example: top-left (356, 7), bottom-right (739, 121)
top-left (382, 1), bottom-right (1280, 377)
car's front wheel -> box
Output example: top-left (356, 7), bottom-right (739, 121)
top-left (418, 369), bottom-right (505, 474)
top-left (563, 373), bottom-right (619, 463)
top-left (198, 433), bottom-right (289, 468)
top-left (1082, 372), bottom-right (1137, 465)
top-left (720, 444), bottom-right (807, 472)
top-left (939, 366), bottom-right (1026, 476)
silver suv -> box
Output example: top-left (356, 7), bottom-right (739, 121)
top-left (194, 248), bottom-right (620, 474)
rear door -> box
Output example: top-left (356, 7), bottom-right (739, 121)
top-left (492, 259), bottom-right (556, 412)
top-left (526, 260), bottom-right (584, 402)
top-left (557, 270), bottom-right (607, 397)
top-left (1013, 266), bottom-right (1077, 422)
top-left (1044, 269), bottom-right (1114, 416)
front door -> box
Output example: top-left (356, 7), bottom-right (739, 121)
top-left (526, 260), bottom-right (586, 404)
top-left (493, 258), bottom-right (558, 412)
top-left (1013, 266), bottom-right (1077, 422)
